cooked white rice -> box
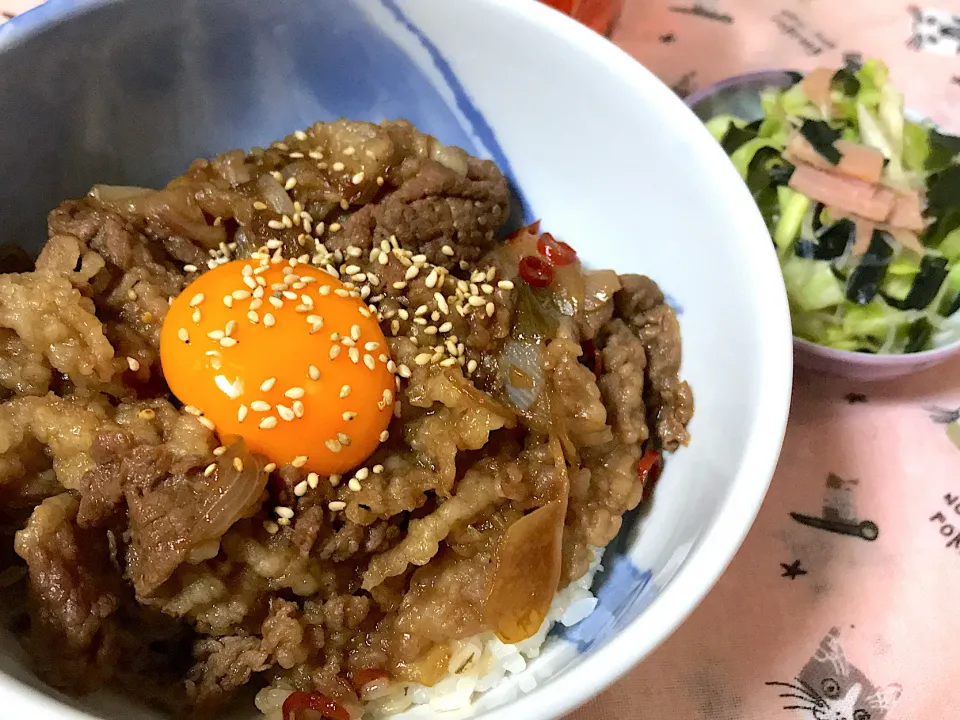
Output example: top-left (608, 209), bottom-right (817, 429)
top-left (255, 548), bottom-right (604, 719)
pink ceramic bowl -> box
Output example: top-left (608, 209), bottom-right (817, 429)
top-left (686, 70), bottom-right (960, 381)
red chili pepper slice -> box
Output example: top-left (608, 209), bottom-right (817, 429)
top-left (282, 691), bottom-right (351, 720)
top-left (536, 232), bottom-right (578, 266)
top-left (636, 448), bottom-right (663, 486)
top-left (506, 219), bottom-right (542, 243)
top-left (518, 255), bottom-right (556, 287)
top-left (349, 668), bottom-right (389, 691)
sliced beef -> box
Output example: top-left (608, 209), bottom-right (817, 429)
top-left (13, 493), bottom-right (120, 693)
top-left (596, 319), bottom-right (649, 446)
top-left (337, 158), bottom-right (510, 267)
top-left (615, 274), bottom-right (694, 450)
top-left (187, 635), bottom-right (270, 714)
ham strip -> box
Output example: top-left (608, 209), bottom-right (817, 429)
top-left (790, 164), bottom-right (896, 223)
top-left (852, 217), bottom-right (876, 255)
top-left (801, 68), bottom-right (835, 112)
top-left (827, 206), bottom-right (926, 254)
top-left (785, 134), bottom-right (885, 184)
top-left (888, 191), bottom-right (926, 232)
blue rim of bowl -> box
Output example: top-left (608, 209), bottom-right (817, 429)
top-left (686, 70), bottom-right (960, 368)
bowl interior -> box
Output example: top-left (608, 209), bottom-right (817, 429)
top-left (0, 1), bottom-right (792, 719)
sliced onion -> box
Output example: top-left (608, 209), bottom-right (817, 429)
top-left (191, 439), bottom-right (267, 544)
top-left (257, 172), bottom-right (295, 215)
top-left (89, 184), bottom-right (154, 207)
top-left (582, 270), bottom-right (621, 313)
top-left (501, 340), bottom-right (543, 412)
top-left (485, 499), bottom-right (565, 643)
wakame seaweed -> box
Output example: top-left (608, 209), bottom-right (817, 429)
top-left (897, 255), bottom-right (949, 311)
top-left (845, 230), bottom-right (894, 305)
top-left (815, 218), bottom-right (856, 260)
top-left (720, 124), bottom-right (758, 155)
top-left (768, 162), bottom-right (795, 187)
top-left (905, 318), bottom-right (934, 353)
top-left (799, 119), bottom-right (842, 164)
top-left (830, 66), bottom-right (860, 96)
top-left (926, 129), bottom-right (960, 174)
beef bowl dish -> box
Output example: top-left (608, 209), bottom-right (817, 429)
top-left (0, 1), bottom-right (792, 719)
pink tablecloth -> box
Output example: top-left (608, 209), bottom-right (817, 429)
top-left (3, 1), bottom-right (959, 719)
top-left (574, 2), bottom-right (960, 719)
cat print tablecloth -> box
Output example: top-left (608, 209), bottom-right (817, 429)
top-left (3, 0), bottom-right (960, 719)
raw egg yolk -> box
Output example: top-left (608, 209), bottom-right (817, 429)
top-left (160, 258), bottom-right (395, 475)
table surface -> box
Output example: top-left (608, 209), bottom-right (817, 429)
top-left (3, 1), bottom-right (960, 719)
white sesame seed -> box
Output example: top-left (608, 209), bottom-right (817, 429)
top-left (498, 280), bottom-right (515, 290)
top-left (340, 384), bottom-right (351, 399)
top-left (308, 365), bottom-right (321, 380)
top-left (268, 219), bottom-right (284, 230)
top-left (184, 264), bottom-right (198, 273)
top-left (284, 387), bottom-right (305, 399)
top-left (414, 353), bottom-right (432, 366)
top-left (238, 405), bottom-right (248, 422)
top-left (284, 177), bottom-right (297, 191)
top-left (264, 520), bottom-right (280, 534)
top-left (253, 201), bottom-right (268, 210)
top-left (247, 311), bottom-right (260, 324)
top-left (126, 357), bottom-right (140, 372)
top-left (204, 463), bottom-right (217, 477)
top-left (325, 437), bottom-right (343, 453)
top-left (213, 445), bottom-right (227, 455)
top-left (332, 161), bottom-right (345, 171)
top-left (425, 270), bottom-right (439, 288)
top-left (293, 400), bottom-right (304, 418)
top-left (467, 359), bottom-right (478, 374)
top-left (349, 347), bottom-right (360, 363)
top-left (220, 337), bottom-right (238, 348)
top-left (379, 430), bottom-right (389, 442)
top-left (244, 276), bottom-right (258, 290)
top-left (192, 308), bottom-right (202, 323)
top-left (291, 455), bottom-right (308, 468)
top-left (373, 464), bottom-right (384, 474)
top-left (329, 501), bottom-right (347, 511)
top-left (486, 302), bottom-right (495, 317)
top-left (307, 472), bottom-right (319, 489)
top-left (348, 478), bottom-right (362, 492)
top-left (468, 296), bottom-right (486, 307)
top-left (276, 506), bottom-right (295, 519)
top-left (264, 313), bottom-right (276, 327)
top-left (277, 405), bottom-right (295, 422)
top-left (190, 293), bottom-right (205, 307)
top-left (330, 223), bottom-right (341, 233)
top-left (398, 364), bottom-right (412, 378)
top-left (233, 457), bottom-right (244, 472)
top-left (208, 330), bottom-right (225, 341)
top-left (355, 467), bottom-right (370, 481)
top-left (295, 130), bottom-right (308, 140)
top-left (337, 432), bottom-right (352, 446)
top-left (178, 328), bottom-right (189, 343)
top-left (277, 517), bottom-right (291, 527)
top-left (440, 357), bottom-right (457, 368)
top-left (225, 320), bottom-right (238, 336)
top-left (251, 401), bottom-right (271, 412)
top-left (198, 416), bottom-right (216, 431)
top-left (259, 416), bottom-right (278, 429)
top-left (294, 481), bottom-right (308, 497)
top-left (264, 463), bottom-right (277, 472)
top-left (259, 378), bottom-right (276, 392)
top-left (352, 171), bottom-right (365, 184)
top-left (329, 345), bottom-right (341, 360)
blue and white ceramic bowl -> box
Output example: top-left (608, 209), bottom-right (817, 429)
top-left (0, 1), bottom-right (792, 718)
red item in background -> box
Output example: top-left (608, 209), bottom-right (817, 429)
top-left (538, 0), bottom-right (623, 36)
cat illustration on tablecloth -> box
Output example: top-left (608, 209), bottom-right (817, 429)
top-left (767, 628), bottom-right (901, 719)
top-left (908, 6), bottom-right (960, 54)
